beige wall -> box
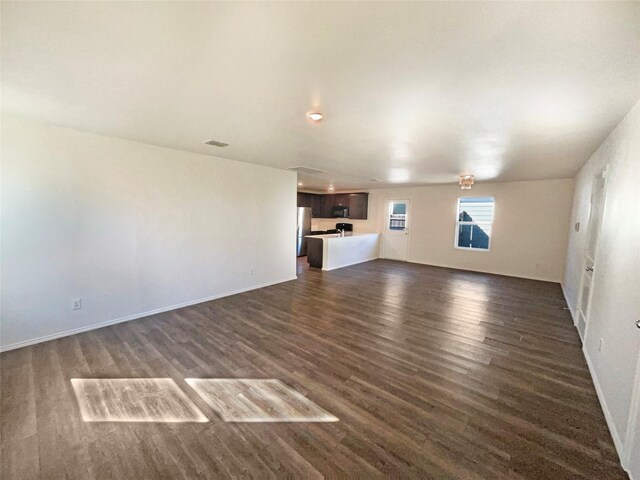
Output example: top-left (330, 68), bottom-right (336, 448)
top-left (562, 101), bottom-right (640, 473)
top-left (1, 116), bottom-right (297, 351)
top-left (311, 216), bottom-right (378, 233)
top-left (341, 178), bottom-right (573, 282)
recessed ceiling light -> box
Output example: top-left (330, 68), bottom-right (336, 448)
top-left (328, 185), bottom-right (334, 191)
top-left (298, 182), bottom-right (303, 186)
top-left (306, 112), bottom-right (324, 122)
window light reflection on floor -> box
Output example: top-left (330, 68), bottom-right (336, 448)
top-left (185, 378), bottom-right (339, 423)
top-left (71, 378), bottom-right (208, 423)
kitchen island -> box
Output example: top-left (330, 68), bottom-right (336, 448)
top-left (305, 233), bottom-right (380, 271)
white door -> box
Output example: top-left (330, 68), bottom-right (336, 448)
top-left (382, 200), bottom-right (410, 261)
top-left (576, 169), bottom-right (607, 340)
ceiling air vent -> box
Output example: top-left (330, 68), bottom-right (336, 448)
top-left (204, 139), bottom-right (229, 147)
top-left (287, 166), bottom-right (327, 175)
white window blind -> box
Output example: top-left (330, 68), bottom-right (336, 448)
top-left (455, 197), bottom-right (495, 251)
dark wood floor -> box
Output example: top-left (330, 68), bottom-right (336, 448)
top-left (1, 258), bottom-right (626, 479)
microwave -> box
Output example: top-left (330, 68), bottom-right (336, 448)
top-left (331, 205), bottom-right (349, 218)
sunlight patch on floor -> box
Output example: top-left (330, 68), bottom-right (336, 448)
top-left (185, 378), bottom-right (339, 423)
top-left (71, 378), bottom-right (208, 423)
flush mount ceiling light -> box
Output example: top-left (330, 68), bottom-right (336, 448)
top-left (306, 112), bottom-right (324, 122)
top-left (459, 175), bottom-right (475, 190)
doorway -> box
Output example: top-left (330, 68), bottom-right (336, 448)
top-left (576, 168), bottom-right (607, 340)
top-left (382, 200), bottom-right (410, 261)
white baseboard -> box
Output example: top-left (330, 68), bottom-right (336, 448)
top-left (391, 258), bottom-right (562, 283)
top-left (560, 283), bottom-right (577, 326)
top-left (562, 284), bottom-right (630, 475)
top-left (582, 345), bottom-right (627, 472)
top-left (0, 276), bottom-right (297, 353)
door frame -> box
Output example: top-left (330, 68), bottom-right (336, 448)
top-left (623, 352), bottom-right (640, 476)
top-left (577, 165), bottom-right (609, 341)
top-left (381, 198), bottom-right (411, 261)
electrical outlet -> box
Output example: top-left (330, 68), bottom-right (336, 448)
top-left (599, 338), bottom-right (603, 352)
top-left (72, 298), bottom-right (82, 310)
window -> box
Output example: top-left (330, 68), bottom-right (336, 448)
top-left (388, 201), bottom-right (407, 230)
top-left (455, 197), bottom-right (494, 251)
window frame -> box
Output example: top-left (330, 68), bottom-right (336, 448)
top-left (387, 200), bottom-right (409, 232)
top-left (453, 196), bottom-right (495, 252)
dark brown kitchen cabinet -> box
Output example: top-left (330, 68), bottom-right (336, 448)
top-left (297, 192), bottom-right (324, 217)
top-left (319, 195), bottom-right (335, 218)
top-left (347, 192), bottom-right (369, 219)
top-left (311, 194), bottom-right (323, 218)
top-left (297, 192), bottom-right (313, 208)
top-left (297, 192), bottom-right (369, 219)
top-left (333, 194), bottom-right (349, 207)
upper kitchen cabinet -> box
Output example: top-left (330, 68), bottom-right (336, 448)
top-left (319, 195), bottom-right (335, 218)
top-left (297, 192), bottom-right (369, 219)
top-left (297, 192), bottom-right (323, 217)
top-left (333, 193), bottom-right (350, 207)
top-left (311, 194), bottom-right (324, 218)
top-left (297, 192), bottom-right (313, 208)
top-left (347, 193), bottom-right (369, 219)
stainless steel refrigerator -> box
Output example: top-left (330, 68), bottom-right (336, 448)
top-left (296, 207), bottom-right (312, 256)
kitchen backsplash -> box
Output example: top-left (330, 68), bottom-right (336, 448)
top-left (311, 218), bottom-right (376, 233)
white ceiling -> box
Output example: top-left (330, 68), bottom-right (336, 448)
top-left (2, 1), bottom-right (639, 191)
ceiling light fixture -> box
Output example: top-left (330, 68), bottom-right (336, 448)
top-left (328, 185), bottom-right (334, 191)
top-left (298, 182), bottom-right (303, 186)
top-left (306, 112), bottom-right (324, 122)
top-left (459, 175), bottom-right (475, 190)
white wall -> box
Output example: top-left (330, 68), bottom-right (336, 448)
top-left (562, 101), bottom-right (640, 471)
top-left (366, 179), bottom-right (574, 282)
top-left (1, 116), bottom-right (297, 351)
top-left (322, 233), bottom-right (380, 271)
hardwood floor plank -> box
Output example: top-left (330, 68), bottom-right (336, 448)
top-left (0, 258), bottom-right (627, 479)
